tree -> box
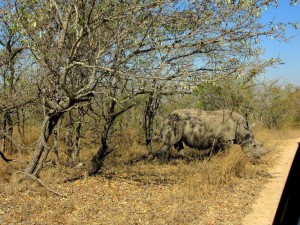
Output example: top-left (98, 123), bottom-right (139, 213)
top-left (194, 59), bottom-right (277, 113)
top-left (88, 76), bottom-right (137, 175)
top-left (291, 87), bottom-right (300, 127)
top-left (4, 0), bottom-right (296, 176)
top-left (14, 0), bottom-right (104, 175)
top-left (0, 0), bottom-right (32, 153)
top-left (252, 81), bottom-right (296, 128)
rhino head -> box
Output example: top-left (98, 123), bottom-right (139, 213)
top-left (242, 139), bottom-right (265, 158)
top-left (241, 133), bottom-right (274, 159)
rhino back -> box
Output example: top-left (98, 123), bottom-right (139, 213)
top-left (163, 109), bottom-right (250, 148)
top-left (180, 113), bottom-right (237, 148)
top-left (202, 110), bottom-right (249, 141)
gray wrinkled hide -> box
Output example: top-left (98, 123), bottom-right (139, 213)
top-left (159, 109), bottom-right (264, 158)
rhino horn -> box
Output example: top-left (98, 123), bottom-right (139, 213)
top-left (260, 143), bottom-right (278, 156)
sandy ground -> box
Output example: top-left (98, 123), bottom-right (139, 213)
top-left (242, 138), bottom-right (300, 225)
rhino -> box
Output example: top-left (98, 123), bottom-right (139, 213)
top-left (157, 109), bottom-right (271, 159)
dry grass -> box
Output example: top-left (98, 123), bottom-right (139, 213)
top-left (0, 126), bottom-right (299, 224)
top-left (14, 126), bottom-right (41, 147)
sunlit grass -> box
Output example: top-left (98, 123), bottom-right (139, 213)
top-left (1, 125), bottom-right (299, 224)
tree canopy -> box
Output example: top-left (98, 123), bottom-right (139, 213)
top-left (0, 0), bottom-right (298, 175)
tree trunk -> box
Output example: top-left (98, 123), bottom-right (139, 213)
top-left (34, 142), bottom-right (52, 177)
top-left (2, 112), bottom-right (13, 153)
top-left (88, 100), bottom-right (117, 175)
top-left (25, 111), bottom-right (63, 175)
top-left (74, 108), bottom-right (84, 163)
top-left (89, 120), bottom-right (112, 176)
top-left (87, 98), bottom-right (134, 176)
top-left (53, 117), bottom-right (62, 165)
top-left (1, 113), bottom-right (6, 152)
top-left (144, 92), bottom-right (160, 152)
top-left (16, 109), bottom-right (25, 138)
top-left (65, 111), bottom-right (74, 167)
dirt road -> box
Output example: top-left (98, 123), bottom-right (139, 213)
top-left (242, 138), bottom-right (300, 225)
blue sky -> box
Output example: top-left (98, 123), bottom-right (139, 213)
top-left (260, 1), bottom-right (300, 86)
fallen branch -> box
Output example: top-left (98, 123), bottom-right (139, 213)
top-left (63, 174), bottom-right (85, 183)
top-left (0, 150), bottom-right (13, 163)
top-left (14, 170), bottom-right (67, 198)
top-left (0, 150), bottom-right (28, 167)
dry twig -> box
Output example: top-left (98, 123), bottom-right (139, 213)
top-left (14, 170), bottom-right (67, 198)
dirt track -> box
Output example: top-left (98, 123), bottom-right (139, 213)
top-left (242, 138), bottom-right (300, 225)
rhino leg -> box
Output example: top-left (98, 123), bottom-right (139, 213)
top-left (160, 138), bottom-right (182, 154)
top-left (174, 140), bottom-right (188, 158)
top-left (157, 125), bottom-right (183, 161)
top-left (222, 140), bottom-right (233, 150)
top-left (174, 140), bottom-right (184, 151)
